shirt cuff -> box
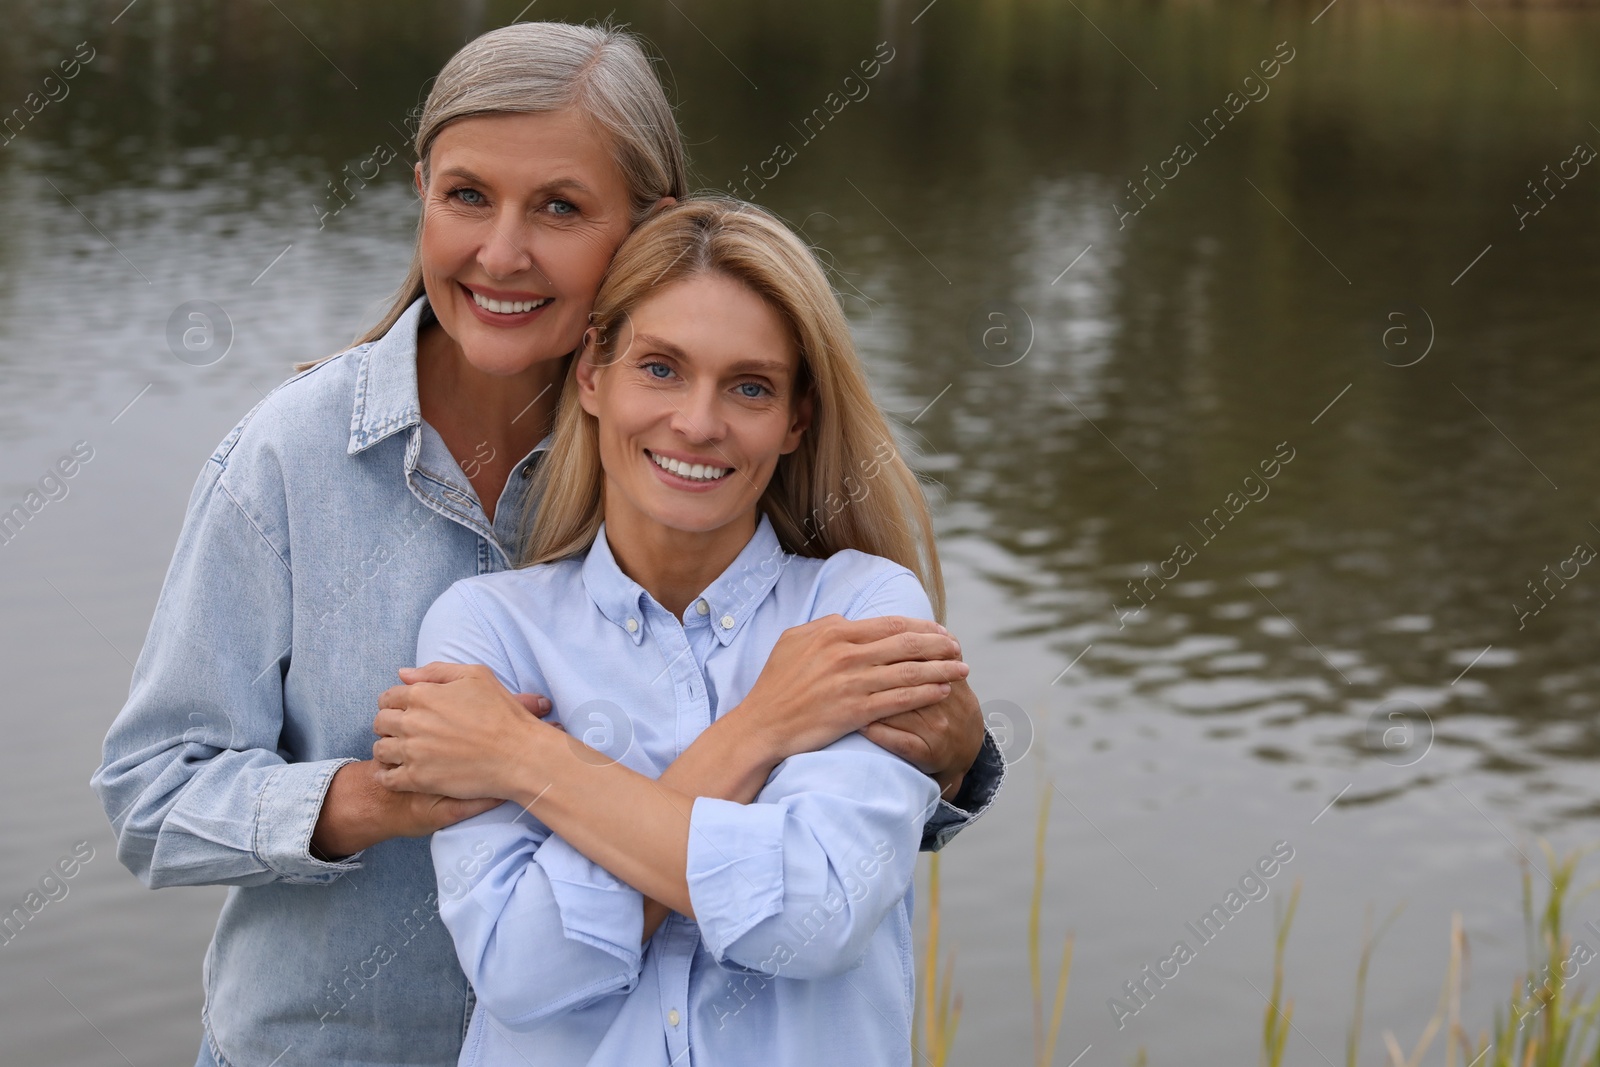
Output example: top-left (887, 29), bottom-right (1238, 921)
top-left (254, 758), bottom-right (365, 882)
top-left (920, 729), bottom-right (1006, 853)
top-left (685, 796), bottom-right (786, 961)
top-left (533, 835), bottom-right (645, 965)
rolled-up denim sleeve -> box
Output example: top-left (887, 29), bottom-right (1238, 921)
top-left (421, 586), bottom-right (644, 1028)
top-left (921, 729), bottom-right (1006, 852)
top-left (91, 460), bottom-right (360, 888)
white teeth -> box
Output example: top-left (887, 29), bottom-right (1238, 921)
top-left (649, 451), bottom-right (729, 482)
top-left (469, 290), bottom-right (550, 315)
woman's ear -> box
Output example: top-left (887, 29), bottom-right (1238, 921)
top-left (413, 162), bottom-right (426, 199)
top-left (780, 388), bottom-right (815, 454)
top-left (575, 326), bottom-right (605, 417)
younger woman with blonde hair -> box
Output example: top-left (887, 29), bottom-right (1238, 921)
top-left (376, 197), bottom-right (975, 1065)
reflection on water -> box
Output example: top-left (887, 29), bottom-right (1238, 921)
top-left (3, 0), bottom-right (1600, 1063)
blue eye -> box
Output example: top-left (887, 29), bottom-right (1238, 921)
top-left (449, 187), bottom-right (485, 206)
top-left (643, 361), bottom-right (673, 380)
top-left (737, 382), bottom-right (770, 398)
top-left (547, 199), bottom-right (576, 216)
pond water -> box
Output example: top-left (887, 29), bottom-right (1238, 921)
top-left (2, 1), bottom-right (1598, 1063)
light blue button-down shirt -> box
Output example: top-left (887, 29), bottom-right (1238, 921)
top-left (90, 296), bottom-right (1002, 1067)
top-left (423, 513), bottom-right (946, 1067)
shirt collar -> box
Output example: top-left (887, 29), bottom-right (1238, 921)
top-left (582, 512), bottom-right (791, 646)
top-left (347, 296), bottom-right (431, 456)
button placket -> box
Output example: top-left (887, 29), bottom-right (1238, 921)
top-left (658, 922), bottom-right (694, 1065)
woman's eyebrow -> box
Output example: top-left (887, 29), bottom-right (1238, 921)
top-left (631, 334), bottom-right (789, 376)
top-left (435, 167), bottom-right (594, 197)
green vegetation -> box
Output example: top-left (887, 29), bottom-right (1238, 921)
top-left (919, 833), bottom-right (1600, 1066)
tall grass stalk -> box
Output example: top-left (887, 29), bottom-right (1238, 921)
top-left (1467, 842), bottom-right (1600, 1067)
top-left (1263, 880), bottom-right (1303, 1067)
top-left (1347, 904), bottom-right (1407, 1067)
top-left (917, 851), bottom-right (962, 1067)
top-left (1030, 785), bottom-right (1074, 1067)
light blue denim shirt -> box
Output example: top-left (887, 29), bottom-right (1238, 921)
top-left (90, 296), bottom-right (1003, 1067)
top-left (425, 513), bottom-right (942, 1067)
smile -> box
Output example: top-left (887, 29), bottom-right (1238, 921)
top-left (647, 449), bottom-right (732, 483)
top-left (466, 287), bottom-right (551, 315)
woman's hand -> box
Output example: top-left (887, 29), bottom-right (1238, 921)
top-left (371, 663), bottom-right (554, 801)
top-left (730, 614), bottom-right (969, 767)
top-left (311, 760), bottom-right (503, 861)
top-left (861, 677), bottom-right (985, 802)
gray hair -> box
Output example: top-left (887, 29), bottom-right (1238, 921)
top-left (341, 21), bottom-right (688, 353)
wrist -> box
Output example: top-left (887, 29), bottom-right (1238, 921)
top-left (504, 721), bottom-right (560, 810)
top-left (721, 699), bottom-right (787, 769)
top-left (313, 761), bottom-right (386, 858)
top-left (937, 771), bottom-right (966, 804)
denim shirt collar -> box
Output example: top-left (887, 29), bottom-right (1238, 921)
top-left (347, 296), bottom-right (430, 456)
top-left (583, 511), bottom-right (790, 647)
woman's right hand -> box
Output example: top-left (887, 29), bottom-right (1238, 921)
top-left (734, 614), bottom-right (968, 766)
top-left (311, 760), bottom-right (502, 861)
top-left (311, 689), bottom-right (550, 860)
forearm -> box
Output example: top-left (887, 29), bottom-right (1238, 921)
top-left (658, 707), bottom-right (781, 806)
top-left (508, 729), bottom-right (697, 916)
top-left (638, 710), bottom-right (786, 939)
top-left (310, 760), bottom-right (398, 860)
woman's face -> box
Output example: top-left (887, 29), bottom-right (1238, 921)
top-left (415, 108), bottom-right (638, 375)
top-left (577, 272), bottom-right (814, 538)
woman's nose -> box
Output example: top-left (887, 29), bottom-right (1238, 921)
top-left (477, 217), bottom-right (537, 281)
top-left (670, 387), bottom-right (729, 444)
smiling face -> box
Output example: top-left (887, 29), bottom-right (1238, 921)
top-left (576, 271), bottom-right (814, 541)
top-left (416, 108), bottom-right (639, 376)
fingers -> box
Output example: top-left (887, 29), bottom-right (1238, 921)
top-left (830, 614), bottom-right (947, 645)
top-left (377, 684), bottom-right (414, 711)
top-left (373, 707), bottom-right (404, 737)
top-left (428, 795), bottom-right (501, 825)
top-left (876, 657), bottom-right (969, 692)
top-left (859, 721), bottom-right (936, 772)
top-left (397, 661), bottom-right (483, 685)
top-left (859, 626), bottom-right (962, 667)
top-left (513, 693), bottom-right (553, 717)
top-left (372, 736), bottom-right (402, 765)
top-left (866, 682), bottom-right (957, 720)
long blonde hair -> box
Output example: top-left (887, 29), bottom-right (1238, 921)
top-left (303, 21), bottom-right (687, 368)
top-left (521, 197), bottom-right (946, 621)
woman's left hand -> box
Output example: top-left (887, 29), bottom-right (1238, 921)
top-left (372, 662), bottom-right (553, 800)
top-left (860, 676), bottom-right (985, 802)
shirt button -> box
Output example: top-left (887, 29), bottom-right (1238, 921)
top-left (625, 618), bottom-right (639, 633)
top-left (668, 1009), bottom-right (680, 1027)
top-left (720, 615), bottom-right (734, 630)
top-left (695, 599), bottom-right (709, 615)
top-left (521, 463), bottom-right (535, 478)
